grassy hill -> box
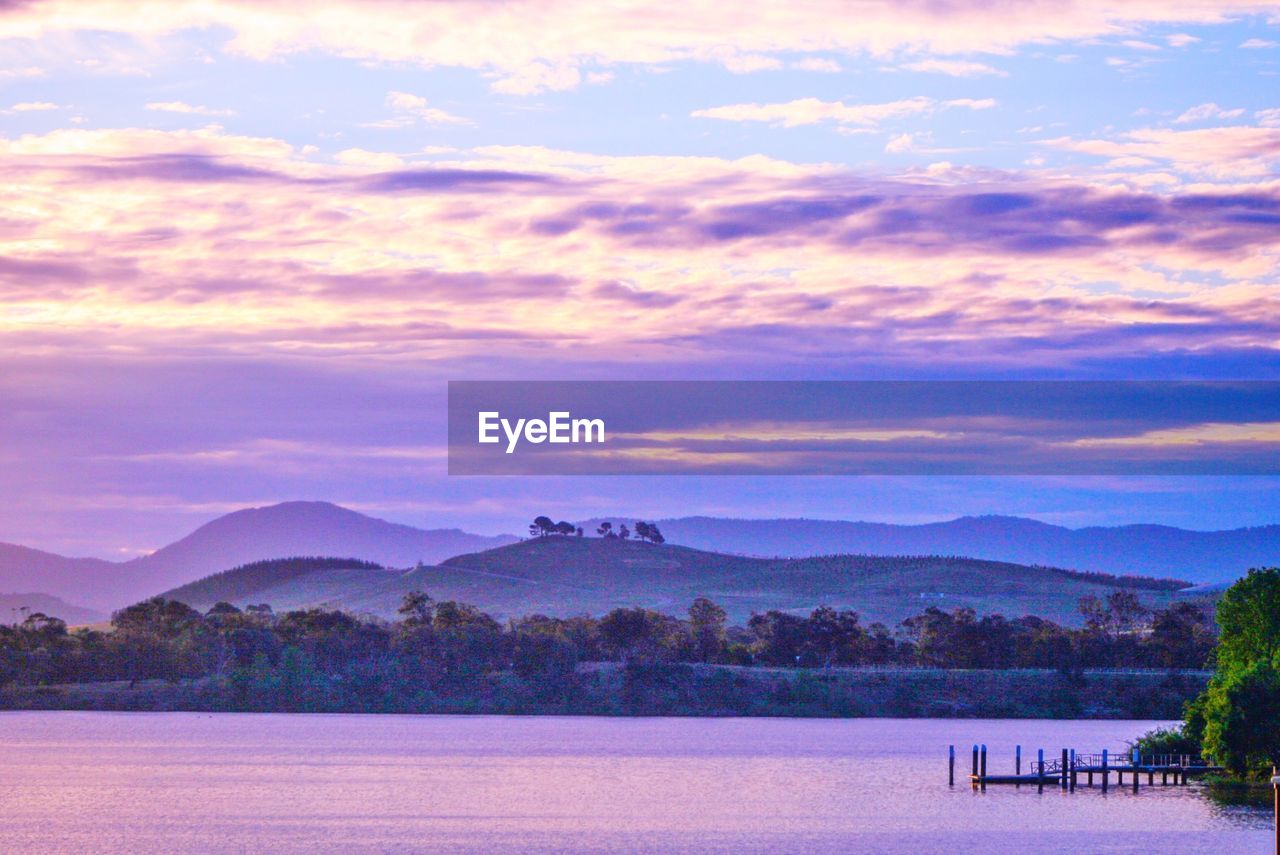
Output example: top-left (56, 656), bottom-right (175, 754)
top-left (158, 557), bottom-right (396, 612)
top-left (152, 537), bottom-right (1192, 626)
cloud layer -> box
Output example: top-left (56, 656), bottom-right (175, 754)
top-left (3, 0), bottom-right (1279, 91)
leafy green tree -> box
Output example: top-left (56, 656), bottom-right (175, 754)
top-left (1180, 568), bottom-right (1280, 778)
top-left (1198, 660), bottom-right (1280, 777)
top-left (1214, 567), bottom-right (1280, 673)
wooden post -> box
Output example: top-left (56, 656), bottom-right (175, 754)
top-left (1132, 748), bottom-right (1139, 792)
top-left (1102, 748), bottom-right (1109, 792)
top-left (949, 745), bottom-right (955, 785)
top-left (980, 744), bottom-right (987, 791)
top-left (1015, 744), bottom-right (1021, 775)
top-left (1061, 749), bottom-right (1069, 790)
top-left (1069, 749), bottom-right (1076, 792)
top-left (1271, 768), bottom-right (1279, 855)
top-left (1038, 749), bottom-right (1045, 793)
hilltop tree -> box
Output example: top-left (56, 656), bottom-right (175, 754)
top-left (618, 523), bottom-right (631, 540)
top-left (633, 521), bottom-right (665, 544)
top-left (597, 521), bottom-right (614, 538)
top-left (555, 520), bottom-right (575, 536)
top-left (529, 516), bottom-right (555, 538)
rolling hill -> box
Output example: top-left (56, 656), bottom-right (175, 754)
top-left (578, 515), bottom-right (1280, 584)
top-left (149, 536), bottom-right (1193, 627)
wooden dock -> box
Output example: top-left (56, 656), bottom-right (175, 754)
top-left (950, 744), bottom-right (1223, 792)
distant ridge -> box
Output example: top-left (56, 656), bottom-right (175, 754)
top-left (4, 503), bottom-right (1277, 617)
top-left (0, 592), bottom-right (104, 626)
top-left (579, 515), bottom-right (1280, 585)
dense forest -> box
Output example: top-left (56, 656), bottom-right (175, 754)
top-left (0, 580), bottom-right (1216, 717)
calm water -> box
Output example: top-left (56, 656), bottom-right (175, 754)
top-left (0, 712), bottom-right (1270, 853)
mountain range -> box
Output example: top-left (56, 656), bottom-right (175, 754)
top-left (0, 502), bottom-right (515, 618)
top-left (584, 515), bottom-right (1280, 584)
top-left (1, 501), bottom-right (1276, 623)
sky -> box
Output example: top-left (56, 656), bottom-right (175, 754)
top-left (2, 1), bottom-right (1280, 557)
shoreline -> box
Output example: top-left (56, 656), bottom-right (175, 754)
top-left (0, 665), bottom-right (1211, 719)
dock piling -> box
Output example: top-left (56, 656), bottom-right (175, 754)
top-left (1102, 749), bottom-right (1109, 792)
top-left (949, 745), bottom-right (955, 786)
top-left (1037, 749), bottom-right (1045, 794)
top-left (980, 744), bottom-right (987, 791)
top-left (1069, 749), bottom-right (1076, 791)
top-left (1015, 744), bottom-right (1021, 775)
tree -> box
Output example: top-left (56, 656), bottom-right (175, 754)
top-left (555, 520), bottom-right (575, 536)
top-left (529, 516), bottom-right (555, 538)
top-left (688, 598), bottom-right (727, 662)
top-left (1182, 568), bottom-right (1280, 778)
top-left (597, 521), bottom-right (614, 537)
top-left (1197, 661), bottom-right (1280, 777)
top-left (398, 590), bottom-right (435, 627)
top-left (634, 521), bottom-right (651, 542)
top-left (575, 527), bottom-right (584, 537)
top-left (1147, 602), bottom-right (1214, 669)
top-left (648, 524), bottom-right (665, 545)
top-left (1214, 567), bottom-right (1280, 673)
top-left (618, 524), bottom-right (631, 540)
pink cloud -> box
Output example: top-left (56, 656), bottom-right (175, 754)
top-left (2, 1), bottom-right (1277, 92)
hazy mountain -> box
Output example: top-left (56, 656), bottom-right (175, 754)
top-left (0, 502), bottom-right (516, 612)
top-left (579, 515), bottom-right (1280, 584)
top-left (0, 592), bottom-right (104, 626)
top-left (151, 536), bottom-right (1192, 627)
top-left (0, 544), bottom-right (115, 620)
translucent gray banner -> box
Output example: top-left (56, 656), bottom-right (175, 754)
top-left (447, 381), bottom-right (1280, 475)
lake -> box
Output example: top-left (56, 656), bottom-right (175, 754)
top-left (0, 713), bottom-right (1269, 853)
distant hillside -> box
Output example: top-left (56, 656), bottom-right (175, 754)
top-left (155, 536), bottom-right (1195, 627)
top-left (158, 556), bottom-right (393, 612)
top-left (0, 592), bottom-right (103, 626)
top-left (0, 501), bottom-right (516, 611)
top-left (0, 544), bottom-right (116, 612)
top-left (577, 515), bottom-right (1280, 584)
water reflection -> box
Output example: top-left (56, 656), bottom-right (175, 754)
top-left (0, 712), bottom-right (1270, 854)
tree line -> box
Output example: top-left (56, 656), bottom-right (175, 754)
top-left (528, 516), bottom-right (665, 543)
top-left (0, 587), bottom-right (1214, 706)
